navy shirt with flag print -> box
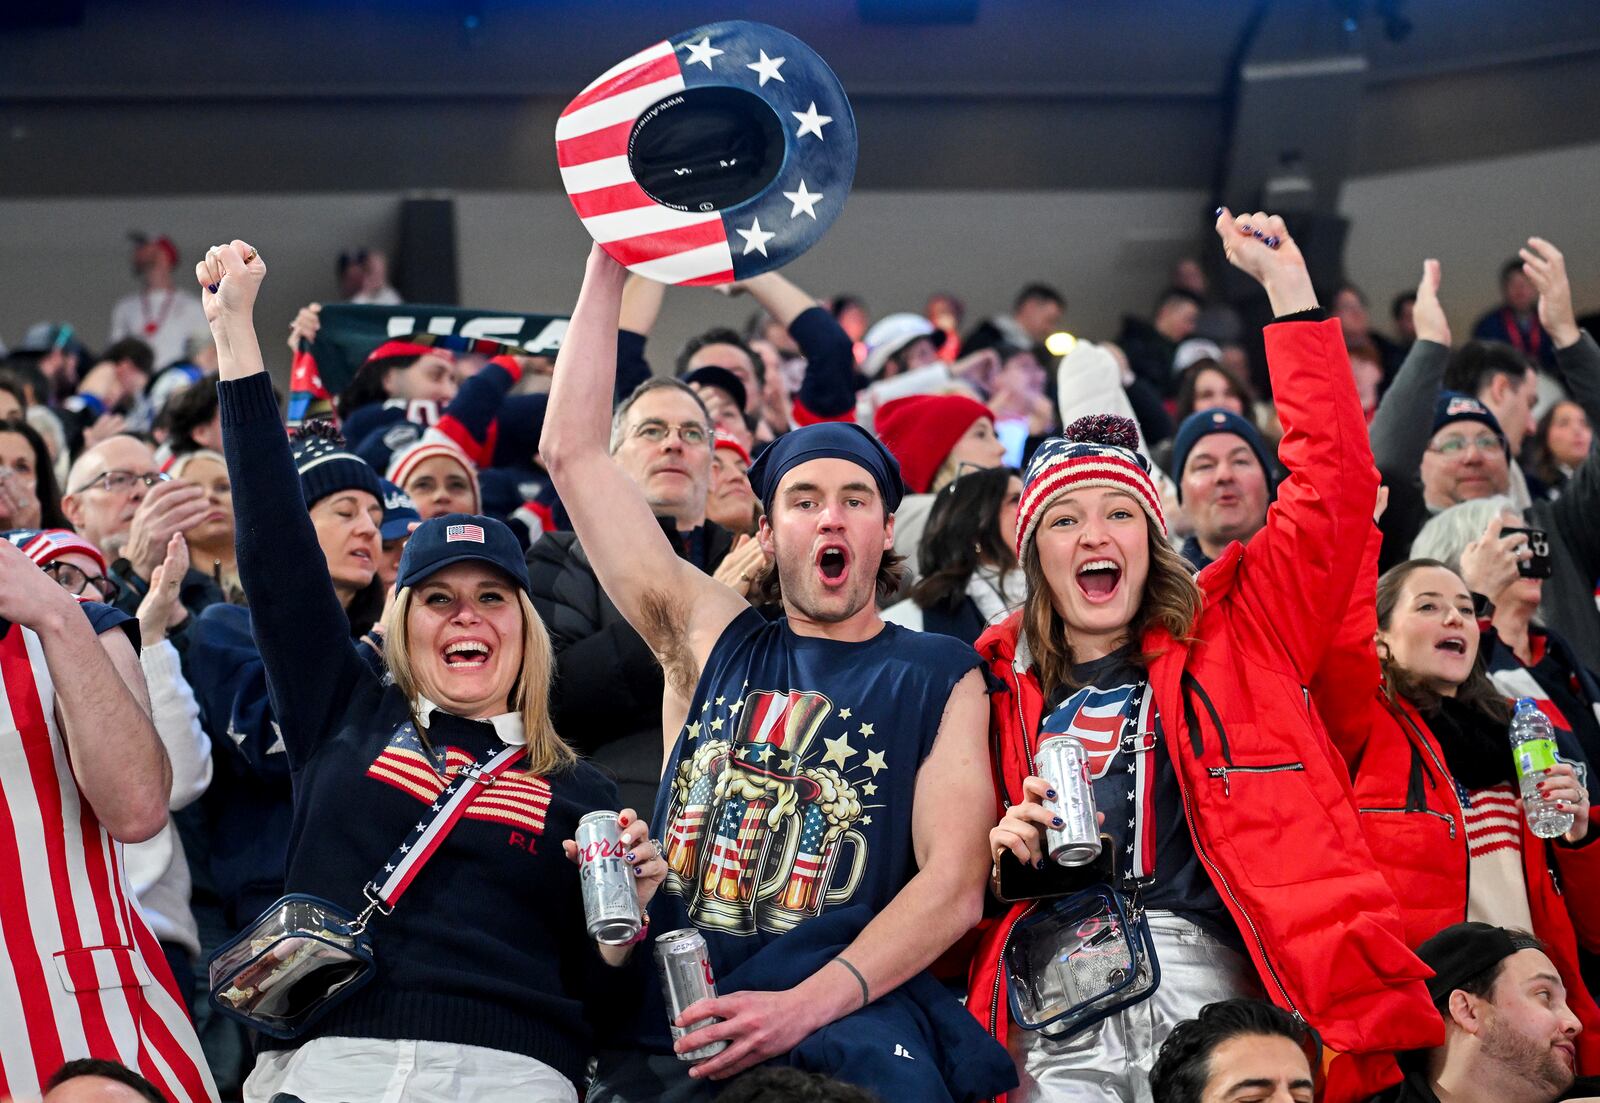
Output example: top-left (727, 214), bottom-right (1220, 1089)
top-left (557, 20), bottom-right (857, 285)
top-left (651, 606), bottom-right (981, 977)
top-left (1041, 645), bottom-right (1236, 944)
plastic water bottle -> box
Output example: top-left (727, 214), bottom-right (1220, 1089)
top-left (1510, 698), bottom-right (1572, 839)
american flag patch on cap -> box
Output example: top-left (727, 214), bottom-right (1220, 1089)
top-left (446, 523), bottom-right (485, 543)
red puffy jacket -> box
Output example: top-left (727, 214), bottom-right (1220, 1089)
top-left (966, 319), bottom-right (1440, 1103)
top-left (1310, 529), bottom-right (1600, 1072)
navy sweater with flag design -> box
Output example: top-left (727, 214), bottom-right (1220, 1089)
top-left (218, 371), bottom-right (637, 1086)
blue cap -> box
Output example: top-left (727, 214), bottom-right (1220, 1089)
top-left (1432, 391), bottom-right (1508, 455)
top-left (747, 421), bottom-right (904, 516)
top-left (1170, 407), bottom-right (1278, 504)
top-left (379, 479), bottom-right (421, 543)
top-left (396, 513), bottom-right (530, 595)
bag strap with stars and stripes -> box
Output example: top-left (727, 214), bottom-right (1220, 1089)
top-left (353, 742), bottom-right (525, 930)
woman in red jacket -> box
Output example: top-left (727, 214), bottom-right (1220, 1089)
top-left (966, 211), bottom-right (1438, 1103)
top-left (1318, 549), bottom-right (1600, 1074)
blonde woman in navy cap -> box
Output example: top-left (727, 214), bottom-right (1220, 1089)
top-left (195, 240), bottom-right (666, 1103)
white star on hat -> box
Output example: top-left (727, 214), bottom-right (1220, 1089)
top-left (747, 50), bottom-right (786, 86)
top-left (737, 217), bottom-right (776, 256)
top-left (792, 101), bottom-right (832, 140)
top-left (681, 37), bottom-right (723, 69)
top-left (784, 181), bottom-right (823, 219)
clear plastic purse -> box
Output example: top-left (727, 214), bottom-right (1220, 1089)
top-left (208, 894), bottom-right (376, 1039)
top-left (208, 742), bottom-right (524, 1038)
top-left (1004, 883), bottom-right (1159, 1037)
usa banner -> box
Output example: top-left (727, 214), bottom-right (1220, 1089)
top-left (289, 303), bottom-right (568, 427)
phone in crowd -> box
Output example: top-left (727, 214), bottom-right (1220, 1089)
top-left (1503, 526), bottom-right (1553, 579)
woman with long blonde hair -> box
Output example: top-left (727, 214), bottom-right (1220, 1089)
top-left (197, 239), bottom-right (664, 1103)
top-left (965, 211), bottom-right (1438, 1103)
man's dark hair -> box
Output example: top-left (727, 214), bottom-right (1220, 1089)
top-left (717, 1066), bottom-right (880, 1103)
top-left (1149, 998), bottom-right (1318, 1103)
top-left (1154, 286), bottom-right (1205, 314)
top-left (1501, 257), bottom-right (1527, 285)
top-left (675, 327), bottom-right (762, 386)
top-left (102, 337), bottom-right (155, 377)
top-left (1013, 282), bottom-right (1064, 313)
top-left (1392, 290), bottom-right (1417, 322)
top-left (47, 1058), bottom-right (165, 1103)
top-left (1443, 340), bottom-right (1532, 399)
top-left (155, 371), bottom-right (220, 449)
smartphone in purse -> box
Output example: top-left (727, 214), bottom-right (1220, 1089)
top-left (1004, 883), bottom-right (1159, 1038)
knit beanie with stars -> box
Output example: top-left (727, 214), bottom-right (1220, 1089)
top-left (290, 420), bottom-right (384, 510)
top-left (1015, 414), bottom-right (1166, 564)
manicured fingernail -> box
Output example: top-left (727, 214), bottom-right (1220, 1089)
top-left (1214, 207), bottom-right (1224, 216)
top-left (625, 851), bottom-right (636, 862)
top-left (619, 814), bottom-right (630, 826)
top-left (1035, 858), bottom-right (1046, 869)
top-left (1046, 788), bottom-right (1057, 800)
top-left (1241, 223), bottom-right (1252, 232)
top-left (206, 283), bottom-right (218, 293)
top-left (633, 865), bottom-right (643, 876)
top-left (1052, 816), bottom-right (1064, 828)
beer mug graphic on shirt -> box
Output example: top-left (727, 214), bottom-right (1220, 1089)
top-left (757, 767), bottom-right (868, 934)
top-left (684, 690), bottom-right (833, 936)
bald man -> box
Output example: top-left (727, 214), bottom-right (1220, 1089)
top-left (62, 434), bottom-right (223, 635)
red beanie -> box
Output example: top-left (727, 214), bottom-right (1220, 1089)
top-left (873, 394), bottom-right (993, 494)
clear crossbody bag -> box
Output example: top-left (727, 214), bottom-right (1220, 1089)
top-left (207, 743), bottom-right (522, 1038)
top-left (1004, 880), bottom-right (1159, 1037)
top-left (1000, 679), bottom-right (1161, 1038)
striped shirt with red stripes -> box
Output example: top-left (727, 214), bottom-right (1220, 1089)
top-left (0, 621), bottom-right (216, 1102)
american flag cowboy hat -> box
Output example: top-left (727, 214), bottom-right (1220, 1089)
top-left (557, 20), bottom-right (857, 285)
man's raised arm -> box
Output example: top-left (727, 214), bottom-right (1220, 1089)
top-left (540, 247), bottom-right (744, 656)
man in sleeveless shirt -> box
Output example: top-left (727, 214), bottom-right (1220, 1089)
top-left (542, 247), bottom-right (1004, 1102)
top-left (0, 536), bottom-right (216, 1100)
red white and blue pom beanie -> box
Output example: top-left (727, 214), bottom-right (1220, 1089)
top-left (1015, 414), bottom-right (1166, 564)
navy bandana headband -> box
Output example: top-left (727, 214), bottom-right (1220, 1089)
top-left (747, 422), bottom-right (905, 516)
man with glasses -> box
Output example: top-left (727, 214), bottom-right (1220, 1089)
top-left (1374, 252), bottom-right (1600, 667)
top-left (61, 434), bottom-right (223, 641)
top-left (526, 377), bottom-right (741, 813)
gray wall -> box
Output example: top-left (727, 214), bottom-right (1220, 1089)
top-left (4, 138), bottom-right (1599, 374)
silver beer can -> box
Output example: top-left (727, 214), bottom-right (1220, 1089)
top-left (1035, 737), bottom-right (1102, 866)
top-left (654, 928), bottom-right (729, 1062)
top-left (576, 810), bottom-right (642, 945)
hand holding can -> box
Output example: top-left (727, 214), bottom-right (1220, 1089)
top-left (655, 928), bottom-right (729, 1062)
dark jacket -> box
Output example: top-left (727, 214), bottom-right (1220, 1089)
top-left (185, 599), bottom-right (384, 928)
top-left (1371, 330), bottom-right (1600, 660)
top-left (528, 516), bottom-right (736, 813)
top-left (1116, 315), bottom-right (1180, 397)
top-left (110, 562), bottom-right (223, 656)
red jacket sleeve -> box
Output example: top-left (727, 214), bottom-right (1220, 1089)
top-left (1554, 836), bottom-right (1600, 951)
top-left (1309, 522), bottom-right (1384, 770)
top-left (1237, 318), bottom-right (1380, 681)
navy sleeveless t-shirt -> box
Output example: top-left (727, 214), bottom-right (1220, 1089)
top-left (649, 606), bottom-right (982, 978)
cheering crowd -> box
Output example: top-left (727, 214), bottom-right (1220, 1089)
top-left (0, 207), bottom-right (1597, 1103)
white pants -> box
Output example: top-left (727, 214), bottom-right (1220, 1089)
top-left (245, 1037), bottom-right (578, 1103)
top-left (1007, 911), bottom-right (1262, 1103)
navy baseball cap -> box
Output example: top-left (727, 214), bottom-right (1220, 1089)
top-left (396, 513), bottom-right (530, 595)
top-left (379, 480), bottom-right (421, 543)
